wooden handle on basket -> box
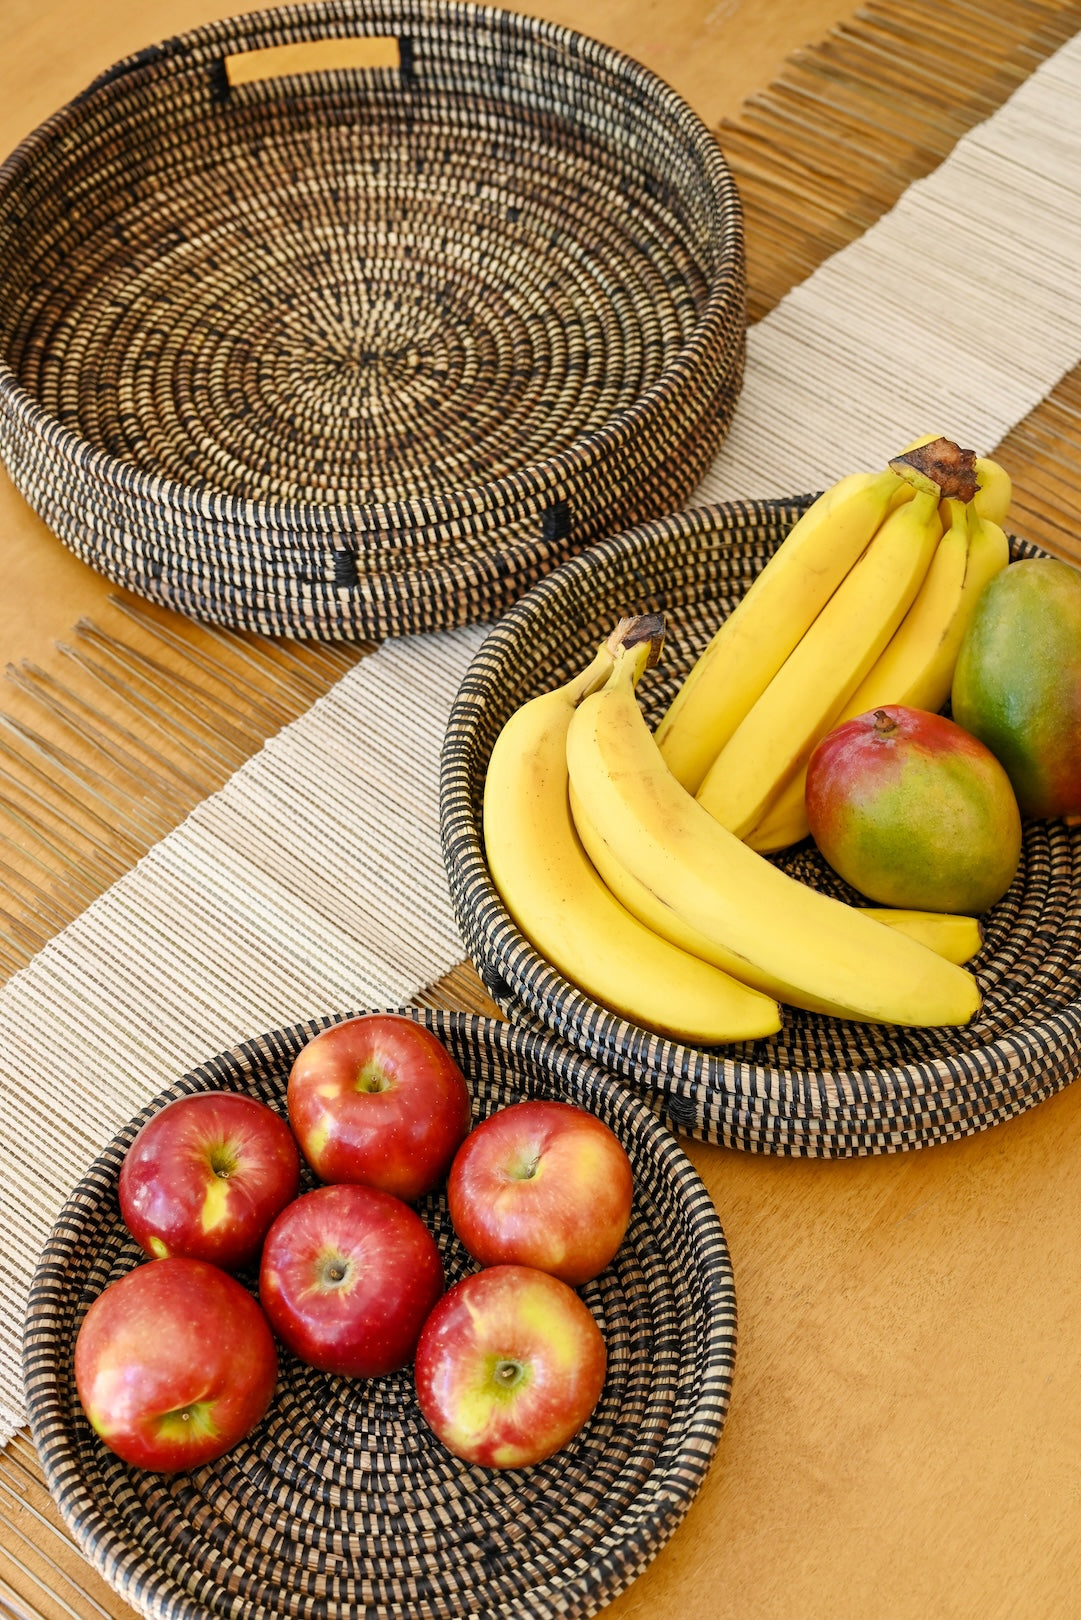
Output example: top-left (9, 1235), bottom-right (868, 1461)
top-left (224, 36), bottom-right (404, 87)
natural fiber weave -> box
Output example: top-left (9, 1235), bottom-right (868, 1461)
top-left (440, 500), bottom-right (1081, 1156)
top-left (22, 1010), bottom-right (736, 1620)
top-left (0, 0), bottom-right (745, 640)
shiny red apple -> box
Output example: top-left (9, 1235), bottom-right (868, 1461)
top-left (415, 1264), bottom-right (607, 1468)
top-left (74, 1257), bottom-right (277, 1472)
top-left (446, 1099), bottom-right (633, 1286)
top-left (287, 1014), bottom-right (472, 1202)
top-left (259, 1182), bottom-right (444, 1378)
top-left (118, 1090), bottom-right (301, 1272)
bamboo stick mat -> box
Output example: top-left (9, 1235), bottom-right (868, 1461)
top-left (4, 0), bottom-right (1081, 1611)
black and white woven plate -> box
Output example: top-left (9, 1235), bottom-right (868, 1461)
top-left (439, 498), bottom-right (1081, 1156)
top-left (23, 1010), bottom-right (736, 1620)
top-left (0, 0), bottom-right (745, 639)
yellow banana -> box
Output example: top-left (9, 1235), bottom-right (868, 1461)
top-left (867, 494), bottom-right (1008, 714)
top-left (482, 626), bottom-right (782, 1044)
top-left (857, 909), bottom-right (982, 965)
top-left (849, 495), bottom-right (970, 715)
top-left (742, 772), bottom-right (809, 854)
top-left (653, 465), bottom-right (912, 792)
top-left (745, 496), bottom-right (1010, 854)
top-left (959, 498), bottom-right (1011, 605)
top-left (696, 486), bottom-right (943, 838)
top-left (577, 783), bottom-right (982, 967)
top-left (565, 645), bottom-right (981, 1027)
top-left (972, 455), bottom-right (1012, 524)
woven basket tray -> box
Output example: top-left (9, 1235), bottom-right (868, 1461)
top-left (23, 1009), bottom-right (736, 1620)
top-left (0, 1), bottom-right (745, 640)
top-left (439, 499), bottom-right (1081, 1156)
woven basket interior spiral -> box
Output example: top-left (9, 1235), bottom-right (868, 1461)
top-left (438, 497), bottom-right (1081, 1157)
top-left (22, 1010), bottom-right (737, 1620)
top-left (0, 0), bottom-right (746, 638)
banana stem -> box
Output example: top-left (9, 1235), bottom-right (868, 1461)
top-left (561, 614), bottom-right (666, 709)
top-left (606, 612), bottom-right (666, 666)
top-left (889, 437), bottom-right (979, 501)
top-left (562, 645), bottom-right (620, 707)
top-left (611, 637), bottom-right (656, 691)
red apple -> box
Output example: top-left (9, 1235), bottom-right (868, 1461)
top-left (287, 1014), bottom-right (471, 1202)
top-left (118, 1090), bottom-right (301, 1272)
top-left (74, 1257), bottom-right (277, 1472)
top-left (446, 1099), bottom-right (633, 1286)
top-left (415, 1264), bottom-right (607, 1469)
top-left (259, 1182), bottom-right (444, 1378)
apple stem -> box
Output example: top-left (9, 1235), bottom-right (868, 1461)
top-left (494, 1359), bottom-right (524, 1389)
top-left (208, 1142), bottom-right (238, 1179)
top-left (355, 1061), bottom-right (392, 1094)
top-left (318, 1254), bottom-right (352, 1288)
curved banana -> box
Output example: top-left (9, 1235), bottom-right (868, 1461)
top-left (744, 497), bottom-right (1010, 853)
top-left (577, 783), bottom-right (982, 968)
top-left (959, 498), bottom-right (1011, 605)
top-left (889, 494), bottom-right (1009, 702)
top-left (654, 465), bottom-right (912, 793)
top-left (696, 486), bottom-right (943, 839)
top-left (972, 455), bottom-right (1012, 525)
top-left (857, 909), bottom-right (982, 965)
top-left (850, 490), bottom-right (1010, 713)
top-left (566, 647), bottom-right (981, 1027)
top-left (482, 630), bottom-right (782, 1044)
top-left (742, 772), bottom-right (810, 854)
top-left (849, 495), bottom-right (970, 715)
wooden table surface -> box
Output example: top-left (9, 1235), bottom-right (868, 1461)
top-left (3, 2), bottom-right (1081, 1618)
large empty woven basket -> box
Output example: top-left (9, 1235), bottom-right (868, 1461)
top-left (439, 499), bottom-right (1081, 1157)
top-left (23, 1010), bottom-right (736, 1620)
top-left (0, 0), bottom-right (745, 639)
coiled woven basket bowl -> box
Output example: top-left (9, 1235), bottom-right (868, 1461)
top-left (0, 0), bottom-right (745, 640)
top-left (23, 1010), bottom-right (737, 1620)
top-left (439, 498), bottom-right (1081, 1156)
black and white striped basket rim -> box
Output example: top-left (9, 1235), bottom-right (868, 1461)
top-left (438, 497), bottom-right (1081, 1157)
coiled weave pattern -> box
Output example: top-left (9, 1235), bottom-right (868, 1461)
top-left (23, 1011), bottom-right (737, 1620)
top-left (440, 499), bottom-right (1081, 1155)
top-left (0, 0), bottom-right (746, 638)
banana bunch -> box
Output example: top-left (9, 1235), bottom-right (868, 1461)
top-left (563, 631), bottom-right (981, 1028)
top-left (655, 436), bottom-right (1012, 853)
top-left (747, 492), bottom-right (1011, 852)
top-left (481, 617), bottom-right (784, 1045)
top-left (653, 464), bottom-right (911, 794)
top-left (482, 618), bottom-right (982, 1038)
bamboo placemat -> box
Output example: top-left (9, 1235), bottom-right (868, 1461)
top-left (3, 0), bottom-right (1081, 1611)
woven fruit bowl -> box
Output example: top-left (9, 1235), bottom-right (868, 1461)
top-left (23, 1010), bottom-right (736, 1620)
top-left (439, 498), bottom-right (1081, 1156)
top-left (0, 0), bottom-right (745, 641)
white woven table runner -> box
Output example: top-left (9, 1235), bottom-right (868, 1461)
top-left (2, 34), bottom-right (1081, 1441)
